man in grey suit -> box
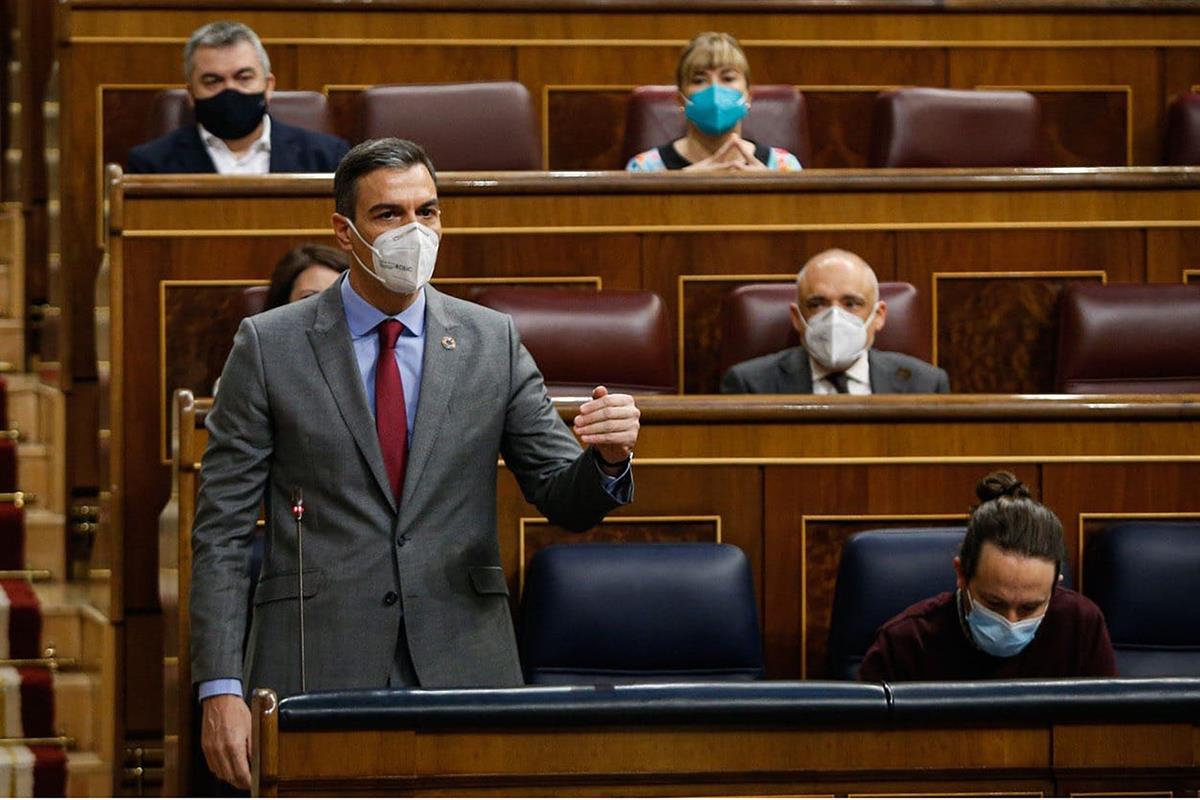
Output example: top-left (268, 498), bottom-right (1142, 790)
top-left (191, 138), bottom-right (640, 789)
top-left (721, 249), bottom-right (949, 394)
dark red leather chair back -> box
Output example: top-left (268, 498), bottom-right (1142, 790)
top-left (621, 85), bottom-right (810, 167)
top-left (1055, 284), bottom-right (1200, 393)
top-left (1165, 92), bottom-right (1200, 165)
top-left (719, 282), bottom-right (928, 374)
top-left (473, 288), bottom-right (676, 396)
top-left (150, 89), bottom-right (335, 137)
top-left (869, 88), bottom-right (1044, 168)
top-left (360, 82), bottom-right (540, 170)
top-left (241, 285), bottom-right (269, 318)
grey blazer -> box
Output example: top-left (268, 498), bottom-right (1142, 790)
top-left (190, 280), bottom-right (624, 697)
top-left (720, 347), bottom-right (950, 394)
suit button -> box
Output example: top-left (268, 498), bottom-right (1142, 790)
top-left (383, 591), bottom-right (399, 606)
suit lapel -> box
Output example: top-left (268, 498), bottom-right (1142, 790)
top-left (868, 350), bottom-right (910, 394)
top-left (307, 281), bottom-right (397, 512)
top-left (268, 118), bottom-right (297, 172)
top-left (178, 127), bottom-right (218, 172)
top-left (779, 347), bottom-right (814, 393)
top-left (399, 286), bottom-right (463, 510)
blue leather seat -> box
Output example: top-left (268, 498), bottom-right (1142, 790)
top-left (827, 528), bottom-right (966, 680)
top-left (1084, 522), bottom-right (1200, 677)
top-left (519, 543), bottom-right (762, 684)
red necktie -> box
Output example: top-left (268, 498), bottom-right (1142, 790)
top-left (376, 320), bottom-right (408, 504)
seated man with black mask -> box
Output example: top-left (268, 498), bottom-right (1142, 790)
top-left (127, 20), bottom-right (348, 175)
top-left (858, 471), bottom-right (1117, 682)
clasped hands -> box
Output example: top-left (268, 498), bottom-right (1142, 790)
top-left (573, 386), bottom-right (640, 475)
top-left (683, 134), bottom-right (768, 173)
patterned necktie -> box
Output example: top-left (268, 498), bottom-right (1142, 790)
top-left (827, 371), bottom-right (850, 394)
top-left (376, 320), bottom-right (408, 504)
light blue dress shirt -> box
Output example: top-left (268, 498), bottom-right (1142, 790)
top-left (200, 278), bottom-right (629, 701)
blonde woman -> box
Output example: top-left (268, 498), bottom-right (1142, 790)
top-left (626, 32), bottom-right (802, 173)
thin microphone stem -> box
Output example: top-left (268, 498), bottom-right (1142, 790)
top-left (291, 487), bottom-right (307, 693)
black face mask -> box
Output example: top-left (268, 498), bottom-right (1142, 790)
top-left (193, 88), bottom-right (267, 141)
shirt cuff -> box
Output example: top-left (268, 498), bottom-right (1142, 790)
top-left (198, 678), bottom-right (244, 701)
top-left (597, 459), bottom-right (633, 503)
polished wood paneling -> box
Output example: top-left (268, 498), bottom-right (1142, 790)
top-left (934, 272), bottom-right (1105, 393)
top-left (1042, 462), bottom-right (1200, 593)
top-left (500, 464), bottom-right (764, 606)
top-left (518, 516), bottom-right (721, 592)
top-left (250, 688), bottom-right (1200, 796)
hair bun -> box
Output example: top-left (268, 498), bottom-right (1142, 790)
top-left (976, 470), bottom-right (1030, 502)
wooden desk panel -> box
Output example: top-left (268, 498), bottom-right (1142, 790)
top-left (247, 684), bottom-right (1200, 796)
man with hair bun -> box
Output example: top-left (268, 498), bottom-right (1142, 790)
top-left (858, 471), bottom-right (1116, 682)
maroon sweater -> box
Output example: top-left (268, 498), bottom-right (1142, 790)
top-left (858, 589), bottom-right (1117, 682)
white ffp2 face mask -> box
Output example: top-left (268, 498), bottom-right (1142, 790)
top-left (801, 304), bottom-right (878, 371)
top-left (346, 219), bottom-right (439, 295)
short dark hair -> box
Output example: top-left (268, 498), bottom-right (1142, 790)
top-left (183, 21), bottom-right (270, 82)
top-left (264, 243), bottom-right (348, 311)
top-left (958, 470), bottom-right (1066, 581)
top-left (333, 138), bottom-right (438, 220)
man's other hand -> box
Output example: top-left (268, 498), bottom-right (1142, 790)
top-left (201, 693), bottom-right (252, 790)
top-left (574, 386), bottom-right (640, 474)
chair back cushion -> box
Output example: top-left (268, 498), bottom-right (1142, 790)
top-left (360, 82), bottom-right (540, 170)
top-left (827, 528), bottom-right (966, 680)
top-left (151, 89), bottom-right (335, 137)
top-left (1084, 521), bottom-right (1200, 677)
top-left (621, 85), bottom-right (810, 167)
top-left (1165, 92), bottom-right (1200, 165)
top-left (520, 543), bottom-right (763, 684)
top-left (473, 287), bottom-right (676, 395)
top-left (241, 285), bottom-right (269, 319)
top-left (719, 281), bottom-right (928, 374)
top-left (1055, 283), bottom-right (1200, 393)
top-left (869, 88), bottom-right (1044, 167)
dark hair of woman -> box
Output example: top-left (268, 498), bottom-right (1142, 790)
top-left (264, 243), bottom-right (349, 311)
top-left (958, 470), bottom-right (1066, 581)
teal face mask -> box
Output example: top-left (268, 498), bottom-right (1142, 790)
top-left (963, 588), bottom-right (1045, 658)
top-left (684, 83), bottom-right (749, 136)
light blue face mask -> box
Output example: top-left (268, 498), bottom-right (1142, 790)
top-left (684, 83), bottom-right (749, 136)
top-left (963, 588), bottom-right (1045, 658)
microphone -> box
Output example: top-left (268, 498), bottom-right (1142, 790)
top-left (291, 487), bottom-right (307, 693)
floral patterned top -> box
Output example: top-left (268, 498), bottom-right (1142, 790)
top-left (626, 142), bottom-right (802, 172)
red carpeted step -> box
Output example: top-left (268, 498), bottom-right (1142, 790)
top-left (0, 580), bottom-right (41, 659)
top-left (0, 503), bottom-right (24, 571)
top-left (29, 745), bottom-right (66, 797)
top-left (17, 667), bottom-right (53, 738)
top-left (0, 377), bottom-right (8, 431)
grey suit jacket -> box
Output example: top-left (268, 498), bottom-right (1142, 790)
top-left (190, 280), bottom-right (625, 696)
top-left (720, 347), bottom-right (950, 394)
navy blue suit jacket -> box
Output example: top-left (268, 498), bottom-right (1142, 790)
top-left (126, 117), bottom-right (349, 174)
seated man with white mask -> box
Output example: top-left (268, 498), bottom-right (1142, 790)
top-left (720, 248), bottom-right (949, 394)
top-left (858, 471), bottom-right (1117, 681)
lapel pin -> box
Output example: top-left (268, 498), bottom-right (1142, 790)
top-left (441, 336), bottom-right (457, 350)
top-left (897, 367), bottom-right (912, 380)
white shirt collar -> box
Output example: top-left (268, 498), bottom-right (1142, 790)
top-left (809, 350), bottom-right (872, 394)
top-left (198, 114), bottom-right (272, 173)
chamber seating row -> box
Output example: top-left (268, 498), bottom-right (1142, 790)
top-left (518, 521), bottom-right (1200, 686)
top-left (138, 84), bottom-right (1200, 171)
top-left (241, 279), bottom-right (1200, 396)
